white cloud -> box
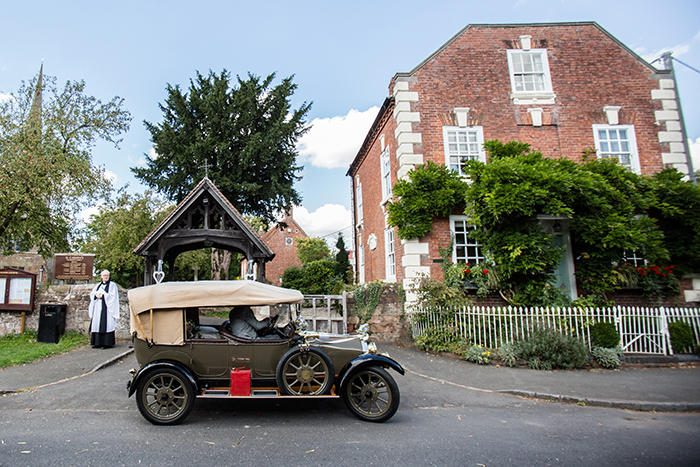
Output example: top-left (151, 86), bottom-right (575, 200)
top-left (636, 28), bottom-right (700, 65)
top-left (637, 44), bottom-right (691, 65)
top-left (80, 204), bottom-right (102, 224)
top-left (0, 92), bottom-right (13, 103)
top-left (297, 107), bottom-right (380, 169)
top-left (690, 137), bottom-right (700, 173)
top-left (149, 146), bottom-right (159, 160)
top-left (104, 169), bottom-right (117, 184)
top-left (294, 204), bottom-right (352, 240)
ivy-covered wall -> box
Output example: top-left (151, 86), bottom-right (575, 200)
top-left (347, 283), bottom-right (409, 342)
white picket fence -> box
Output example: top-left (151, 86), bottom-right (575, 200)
top-left (411, 305), bottom-right (700, 355)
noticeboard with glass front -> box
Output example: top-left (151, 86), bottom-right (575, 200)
top-left (0, 268), bottom-right (37, 312)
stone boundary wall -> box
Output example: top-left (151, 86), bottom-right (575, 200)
top-left (346, 283), bottom-right (411, 343)
top-left (0, 283), bottom-right (131, 339)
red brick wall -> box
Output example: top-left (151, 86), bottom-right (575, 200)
top-left (262, 217), bottom-right (307, 285)
top-left (352, 106), bottom-right (401, 283)
top-left (406, 24), bottom-right (665, 173)
top-left (352, 23), bottom-right (669, 288)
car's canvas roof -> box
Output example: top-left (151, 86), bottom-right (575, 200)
top-left (128, 280), bottom-right (304, 315)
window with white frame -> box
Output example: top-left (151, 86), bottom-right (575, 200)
top-left (385, 228), bottom-right (396, 282)
top-left (443, 126), bottom-right (485, 175)
top-left (380, 145), bottom-right (392, 201)
top-left (506, 49), bottom-right (555, 104)
top-left (355, 181), bottom-right (363, 224)
top-left (451, 216), bottom-right (485, 264)
top-left (623, 250), bottom-right (646, 268)
top-left (592, 125), bottom-right (640, 173)
top-left (507, 49), bottom-right (553, 92)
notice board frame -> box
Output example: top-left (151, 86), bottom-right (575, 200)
top-left (0, 267), bottom-right (37, 312)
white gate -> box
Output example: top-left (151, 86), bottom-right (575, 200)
top-left (300, 293), bottom-right (348, 334)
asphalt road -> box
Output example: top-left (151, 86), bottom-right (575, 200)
top-left (1, 353), bottom-right (699, 466)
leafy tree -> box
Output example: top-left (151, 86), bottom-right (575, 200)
top-left (0, 72), bottom-right (131, 256)
top-left (132, 70), bottom-right (309, 279)
top-left (245, 215), bottom-right (269, 234)
top-left (132, 70), bottom-right (310, 224)
top-left (281, 259), bottom-right (338, 294)
top-left (647, 168), bottom-right (700, 275)
top-left (334, 233), bottom-right (351, 283)
top-left (174, 249), bottom-right (212, 281)
top-left (78, 190), bottom-right (171, 287)
top-left (296, 237), bottom-right (331, 264)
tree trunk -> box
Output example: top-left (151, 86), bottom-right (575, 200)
top-left (211, 249), bottom-right (232, 280)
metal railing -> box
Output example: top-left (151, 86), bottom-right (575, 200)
top-left (411, 305), bottom-right (700, 355)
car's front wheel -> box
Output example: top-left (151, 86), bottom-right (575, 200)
top-left (135, 367), bottom-right (195, 425)
top-left (341, 365), bottom-right (400, 423)
top-left (276, 346), bottom-right (335, 395)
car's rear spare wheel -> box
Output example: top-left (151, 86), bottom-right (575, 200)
top-left (276, 346), bottom-right (335, 395)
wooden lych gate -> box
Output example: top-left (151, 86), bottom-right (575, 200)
top-left (133, 178), bottom-right (274, 285)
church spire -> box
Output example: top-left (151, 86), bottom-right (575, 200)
top-left (27, 62), bottom-right (43, 138)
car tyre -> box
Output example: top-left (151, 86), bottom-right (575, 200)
top-left (136, 367), bottom-right (195, 425)
top-left (341, 365), bottom-right (399, 423)
top-left (276, 346), bottom-right (335, 395)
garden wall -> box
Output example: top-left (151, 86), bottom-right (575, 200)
top-left (0, 283), bottom-right (131, 339)
top-left (346, 283), bottom-right (411, 343)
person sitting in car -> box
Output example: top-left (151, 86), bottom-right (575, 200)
top-left (228, 306), bottom-right (271, 339)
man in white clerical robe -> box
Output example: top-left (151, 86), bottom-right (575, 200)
top-left (88, 270), bottom-right (120, 348)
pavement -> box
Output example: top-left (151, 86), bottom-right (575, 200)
top-left (1, 339), bottom-right (699, 412)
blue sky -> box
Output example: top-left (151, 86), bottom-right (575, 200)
top-left (2, 0), bottom-right (699, 243)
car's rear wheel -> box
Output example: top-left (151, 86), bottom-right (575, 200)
top-left (341, 365), bottom-right (399, 423)
top-left (136, 367), bottom-right (195, 425)
top-left (276, 346), bottom-right (334, 395)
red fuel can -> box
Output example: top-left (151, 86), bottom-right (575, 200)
top-left (230, 367), bottom-right (251, 396)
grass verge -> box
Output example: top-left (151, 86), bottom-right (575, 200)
top-left (0, 330), bottom-right (89, 370)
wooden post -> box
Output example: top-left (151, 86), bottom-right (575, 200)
top-left (20, 311), bottom-right (26, 334)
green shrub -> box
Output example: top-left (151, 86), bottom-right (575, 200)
top-left (668, 321), bottom-right (695, 353)
top-left (413, 326), bottom-right (462, 353)
top-left (590, 321), bottom-right (620, 349)
top-left (281, 266), bottom-right (305, 290)
top-left (513, 327), bottom-right (588, 370)
top-left (497, 342), bottom-right (519, 367)
top-left (464, 345), bottom-right (491, 365)
top-left (592, 346), bottom-right (624, 369)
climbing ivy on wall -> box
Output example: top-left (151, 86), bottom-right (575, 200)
top-left (353, 281), bottom-right (384, 324)
top-left (386, 140), bottom-right (699, 305)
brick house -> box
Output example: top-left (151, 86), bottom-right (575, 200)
top-left (347, 22), bottom-right (694, 303)
top-left (256, 214), bottom-right (309, 285)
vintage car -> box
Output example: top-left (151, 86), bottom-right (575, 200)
top-left (126, 280), bottom-right (403, 425)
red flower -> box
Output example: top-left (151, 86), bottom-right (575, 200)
top-left (483, 269), bottom-right (489, 274)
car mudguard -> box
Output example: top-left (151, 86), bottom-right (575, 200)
top-left (337, 353), bottom-right (404, 390)
top-left (127, 361), bottom-right (198, 398)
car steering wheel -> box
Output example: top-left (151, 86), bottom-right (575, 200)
top-left (262, 313), bottom-right (279, 336)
